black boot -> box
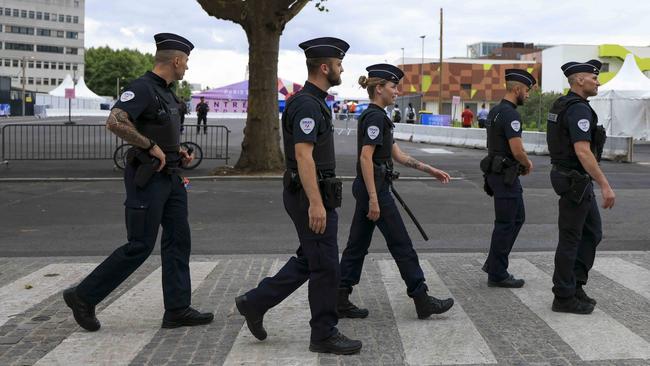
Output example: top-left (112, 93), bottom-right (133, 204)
top-left (552, 296), bottom-right (594, 314)
top-left (161, 307), bottom-right (213, 328)
top-left (575, 286), bottom-right (597, 305)
top-left (413, 293), bottom-right (454, 319)
top-left (309, 331), bottom-right (362, 355)
top-left (488, 274), bottom-right (525, 288)
top-left (235, 295), bottom-right (267, 340)
top-left (63, 287), bottom-right (101, 332)
top-left (336, 288), bottom-right (369, 319)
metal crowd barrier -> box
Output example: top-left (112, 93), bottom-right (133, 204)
top-left (1, 123), bottom-right (230, 164)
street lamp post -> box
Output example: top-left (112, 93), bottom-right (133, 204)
top-left (420, 35), bottom-right (426, 116)
top-left (401, 47), bottom-right (405, 67)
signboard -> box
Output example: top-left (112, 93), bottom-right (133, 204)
top-left (65, 88), bottom-right (75, 99)
top-left (452, 96), bottom-right (461, 105)
top-left (26, 96), bottom-right (32, 103)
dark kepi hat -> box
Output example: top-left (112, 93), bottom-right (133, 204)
top-left (366, 63), bottom-right (404, 84)
top-left (154, 33), bottom-right (194, 55)
top-left (505, 69), bottom-right (537, 87)
top-left (561, 59), bottom-right (602, 77)
top-left (299, 37), bottom-right (349, 59)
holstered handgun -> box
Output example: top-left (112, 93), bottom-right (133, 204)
top-left (593, 125), bottom-right (607, 162)
top-left (126, 147), bottom-right (160, 188)
top-left (283, 170), bottom-right (302, 193)
top-left (319, 176), bottom-right (342, 209)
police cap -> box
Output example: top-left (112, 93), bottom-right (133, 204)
top-left (299, 37), bottom-right (349, 59)
top-left (505, 69), bottom-right (537, 88)
top-left (366, 63), bottom-right (404, 84)
top-left (154, 33), bottom-right (194, 55)
top-left (561, 59), bottom-right (602, 77)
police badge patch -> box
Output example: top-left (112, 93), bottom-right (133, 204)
top-left (120, 91), bottom-right (135, 102)
top-left (367, 126), bottom-right (380, 140)
top-left (511, 120), bottom-right (521, 132)
top-left (299, 118), bottom-right (315, 134)
top-left (578, 119), bottom-right (590, 132)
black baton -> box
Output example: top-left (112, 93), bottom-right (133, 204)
top-left (389, 183), bottom-right (429, 241)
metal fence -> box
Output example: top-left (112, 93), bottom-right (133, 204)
top-left (1, 123), bottom-right (230, 164)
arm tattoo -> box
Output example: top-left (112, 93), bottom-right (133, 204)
top-left (404, 156), bottom-right (428, 172)
top-left (106, 108), bottom-right (150, 148)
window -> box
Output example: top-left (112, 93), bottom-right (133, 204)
top-left (0, 8), bottom-right (2, 16)
top-left (36, 11), bottom-right (42, 20)
top-left (43, 78), bottom-right (49, 85)
top-left (28, 77), bottom-right (34, 85)
top-left (6, 26), bottom-right (35, 35)
top-left (58, 62), bottom-right (63, 70)
top-left (50, 78), bottom-right (56, 85)
top-left (36, 78), bottom-right (42, 85)
top-left (74, 0), bottom-right (80, 7)
top-left (66, 15), bottom-right (71, 23)
top-left (36, 61), bottom-right (41, 68)
top-left (58, 79), bottom-right (63, 84)
top-left (21, 10), bottom-right (27, 18)
top-left (44, 12), bottom-right (49, 21)
top-left (66, 31), bottom-right (78, 39)
top-left (65, 63), bottom-right (71, 70)
top-left (28, 61), bottom-right (34, 68)
top-left (38, 29), bottom-right (51, 37)
top-left (73, 16), bottom-right (79, 24)
top-left (72, 64), bottom-right (78, 71)
top-left (13, 59), bottom-right (19, 67)
top-left (601, 63), bottom-right (610, 72)
top-left (56, 30), bottom-right (64, 38)
top-left (36, 45), bottom-right (64, 54)
top-left (5, 42), bottom-right (35, 51)
top-left (4, 8), bottom-right (9, 17)
top-left (50, 13), bottom-right (56, 21)
top-left (461, 83), bottom-right (472, 91)
top-left (29, 11), bottom-right (34, 19)
top-left (58, 14), bottom-right (64, 22)
top-left (13, 9), bottom-right (19, 17)
top-left (66, 47), bottom-right (78, 55)
top-left (5, 59), bottom-right (11, 67)
top-left (43, 61), bottom-right (49, 69)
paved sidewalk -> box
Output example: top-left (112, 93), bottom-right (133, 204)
top-left (0, 251), bottom-right (648, 365)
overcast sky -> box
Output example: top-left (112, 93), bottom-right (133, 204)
top-left (85, 0), bottom-right (649, 98)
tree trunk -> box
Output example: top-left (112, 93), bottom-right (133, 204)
top-left (235, 7), bottom-right (285, 172)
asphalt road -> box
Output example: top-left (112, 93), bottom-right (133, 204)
top-left (1, 116), bottom-right (649, 256)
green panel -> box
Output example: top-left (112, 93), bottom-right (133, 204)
top-left (482, 64), bottom-right (492, 71)
top-left (599, 44), bottom-right (650, 71)
top-left (422, 75), bottom-right (432, 93)
top-left (599, 72), bottom-right (616, 85)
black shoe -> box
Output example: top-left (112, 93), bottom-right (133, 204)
top-left (552, 297), bottom-right (595, 314)
top-left (488, 274), bottom-right (525, 288)
top-left (63, 287), bottom-right (101, 332)
top-left (413, 293), bottom-right (454, 319)
top-left (235, 295), bottom-right (267, 340)
top-left (309, 331), bottom-right (362, 355)
top-left (161, 307), bottom-right (214, 328)
top-left (575, 287), bottom-right (597, 305)
top-left (336, 288), bottom-right (369, 319)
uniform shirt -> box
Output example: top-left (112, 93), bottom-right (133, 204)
top-left (356, 104), bottom-right (394, 176)
top-left (282, 81), bottom-right (335, 173)
top-left (196, 102), bottom-right (209, 116)
top-left (486, 99), bottom-right (522, 158)
top-left (113, 71), bottom-right (181, 161)
top-left (564, 92), bottom-right (594, 144)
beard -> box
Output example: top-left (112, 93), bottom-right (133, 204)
top-left (516, 94), bottom-right (525, 106)
top-left (327, 70), bottom-right (341, 86)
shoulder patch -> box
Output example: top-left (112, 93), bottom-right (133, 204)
top-left (577, 119), bottom-right (590, 132)
top-left (299, 117), bottom-right (315, 134)
top-left (120, 91), bottom-right (135, 102)
top-left (510, 120), bottom-right (521, 132)
top-left (367, 126), bottom-right (380, 140)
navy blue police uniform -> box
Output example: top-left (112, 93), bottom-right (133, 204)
top-left (238, 38), bottom-right (352, 346)
top-left (338, 64), bottom-right (453, 320)
top-left (68, 34), bottom-right (212, 330)
top-left (481, 69), bottom-right (536, 285)
top-left (547, 60), bottom-right (604, 303)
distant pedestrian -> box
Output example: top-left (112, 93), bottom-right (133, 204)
top-left (406, 103), bottom-right (416, 124)
top-left (478, 103), bottom-right (488, 128)
top-left (461, 105), bottom-right (474, 128)
top-left (195, 96), bottom-right (209, 134)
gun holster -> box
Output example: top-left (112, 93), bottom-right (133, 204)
top-left (283, 170), bottom-right (302, 193)
top-left (126, 147), bottom-right (160, 188)
top-left (552, 166), bottom-right (591, 204)
top-left (594, 125), bottom-right (607, 162)
top-left (319, 176), bottom-right (342, 209)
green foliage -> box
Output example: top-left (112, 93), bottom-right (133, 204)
top-left (313, 0), bottom-right (329, 12)
top-left (518, 89), bottom-right (563, 132)
top-left (84, 47), bottom-right (155, 98)
top-left (172, 80), bottom-right (192, 101)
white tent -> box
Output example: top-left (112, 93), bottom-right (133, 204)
top-left (47, 74), bottom-right (74, 97)
top-left (74, 77), bottom-right (104, 100)
top-left (590, 53), bottom-right (650, 140)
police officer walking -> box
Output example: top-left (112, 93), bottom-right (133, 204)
top-left (547, 60), bottom-right (615, 314)
top-left (337, 64), bottom-right (454, 320)
top-left (480, 69), bottom-right (535, 288)
top-left (234, 37), bottom-right (362, 355)
top-left (63, 33), bottom-right (213, 331)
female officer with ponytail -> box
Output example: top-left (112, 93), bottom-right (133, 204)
top-left (337, 64), bottom-right (455, 320)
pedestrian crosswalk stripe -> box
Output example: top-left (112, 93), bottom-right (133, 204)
top-left (35, 261), bottom-right (218, 366)
top-left (508, 259), bottom-right (650, 361)
top-left (594, 257), bottom-right (650, 301)
top-left (378, 259), bottom-right (497, 365)
top-left (223, 259), bottom-right (318, 366)
top-left (0, 263), bottom-right (97, 328)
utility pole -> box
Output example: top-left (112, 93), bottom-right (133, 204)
top-left (21, 56), bottom-right (26, 116)
top-left (419, 35), bottom-right (426, 95)
top-left (439, 8), bottom-right (444, 115)
top-left (401, 47), bottom-right (405, 67)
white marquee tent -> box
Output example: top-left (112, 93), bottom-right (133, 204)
top-left (590, 53), bottom-right (650, 140)
top-left (48, 75), bottom-right (104, 100)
